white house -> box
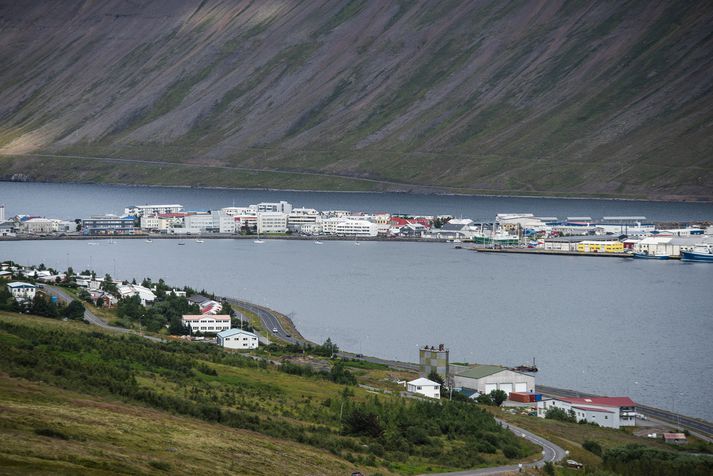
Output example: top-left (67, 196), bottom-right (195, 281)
top-left (453, 365), bottom-right (535, 395)
top-left (536, 396), bottom-right (637, 429)
top-left (7, 282), bottom-right (37, 302)
top-left (217, 328), bottom-right (259, 349)
top-left (406, 378), bottom-right (441, 399)
top-left (182, 314), bottom-right (231, 334)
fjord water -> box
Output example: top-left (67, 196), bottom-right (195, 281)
top-left (2, 182), bottom-right (713, 221)
top-left (1, 182), bottom-right (713, 420)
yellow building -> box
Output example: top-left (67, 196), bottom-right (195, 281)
top-left (577, 240), bottom-right (624, 253)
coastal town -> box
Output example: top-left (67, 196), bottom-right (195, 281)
top-left (1, 201), bottom-right (712, 261)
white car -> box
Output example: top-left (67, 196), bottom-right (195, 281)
top-left (272, 328), bottom-right (279, 333)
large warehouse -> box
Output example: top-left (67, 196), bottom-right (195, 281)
top-left (453, 364), bottom-right (535, 394)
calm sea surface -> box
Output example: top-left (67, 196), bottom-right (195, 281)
top-left (2, 182), bottom-right (713, 221)
top-left (1, 183), bottom-right (712, 420)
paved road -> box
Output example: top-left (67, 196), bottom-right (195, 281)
top-left (537, 385), bottom-right (713, 442)
top-left (227, 298), bottom-right (298, 345)
top-left (422, 419), bottom-right (565, 476)
top-left (44, 285), bottom-right (162, 342)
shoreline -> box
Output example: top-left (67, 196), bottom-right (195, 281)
top-left (0, 234), bottom-right (452, 243)
top-left (3, 178), bottom-right (712, 204)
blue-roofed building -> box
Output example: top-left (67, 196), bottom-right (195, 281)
top-left (216, 328), bottom-right (258, 350)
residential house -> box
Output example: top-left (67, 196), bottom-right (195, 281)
top-left (182, 314), bottom-right (231, 334)
top-left (217, 328), bottom-right (259, 349)
top-left (453, 365), bottom-right (535, 395)
top-left (6, 282), bottom-right (37, 302)
top-left (536, 396), bottom-right (637, 429)
top-left (406, 378), bottom-right (441, 399)
top-left (663, 433), bottom-right (687, 444)
top-left (89, 290), bottom-right (118, 307)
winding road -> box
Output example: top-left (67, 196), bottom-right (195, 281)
top-left (44, 285), bottom-right (163, 342)
top-left (422, 419), bottom-right (565, 476)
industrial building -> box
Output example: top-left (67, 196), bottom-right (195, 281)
top-left (536, 396), bottom-right (637, 429)
top-left (453, 365), bottom-right (535, 395)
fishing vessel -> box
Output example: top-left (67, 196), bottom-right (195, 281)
top-left (681, 244), bottom-right (713, 262)
top-left (633, 252), bottom-right (669, 260)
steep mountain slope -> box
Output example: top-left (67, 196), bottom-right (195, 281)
top-left (0, 0), bottom-right (712, 199)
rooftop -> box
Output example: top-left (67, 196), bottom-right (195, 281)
top-left (561, 396), bottom-right (636, 408)
top-left (217, 328), bottom-right (257, 338)
top-left (182, 314), bottom-right (230, 321)
top-left (455, 364), bottom-right (509, 379)
top-left (408, 378), bottom-right (440, 387)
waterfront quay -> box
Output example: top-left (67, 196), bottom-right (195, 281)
top-left (2, 201), bottom-right (712, 260)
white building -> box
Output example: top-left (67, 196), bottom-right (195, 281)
top-left (453, 365), bottom-right (535, 395)
top-left (253, 201), bottom-right (292, 214)
top-left (116, 284), bottom-right (156, 306)
top-left (537, 396), bottom-right (637, 429)
top-left (0, 221), bottom-right (16, 237)
top-left (140, 215), bottom-right (161, 231)
top-left (20, 218), bottom-right (59, 234)
top-left (0, 204), bottom-right (4, 222)
top-left (211, 211), bottom-right (236, 234)
top-left (7, 282), bottom-right (37, 302)
top-left (182, 314), bottom-right (231, 334)
top-left (183, 213), bottom-right (214, 233)
top-left (217, 328), bottom-right (259, 349)
top-left (335, 219), bottom-right (379, 237)
top-left (406, 378), bottom-right (441, 399)
top-left (257, 212), bottom-right (288, 234)
top-left (125, 204), bottom-right (184, 217)
top-left (287, 208), bottom-right (320, 232)
top-left (634, 236), bottom-right (712, 258)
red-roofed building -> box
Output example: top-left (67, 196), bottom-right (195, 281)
top-left (537, 396), bottom-right (637, 429)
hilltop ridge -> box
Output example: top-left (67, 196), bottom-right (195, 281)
top-left (0, 0), bottom-right (712, 199)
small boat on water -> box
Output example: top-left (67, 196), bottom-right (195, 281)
top-left (633, 252), bottom-right (669, 260)
top-left (177, 242), bottom-right (186, 246)
top-left (87, 242), bottom-right (98, 246)
top-left (511, 358), bottom-right (538, 373)
top-left (314, 241), bottom-right (323, 245)
top-left (254, 239), bottom-right (264, 244)
top-left (145, 239), bottom-right (153, 243)
top-left (195, 239), bottom-right (204, 243)
top-left (681, 244), bottom-right (713, 262)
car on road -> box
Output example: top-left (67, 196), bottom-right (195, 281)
top-left (272, 327), bottom-right (278, 333)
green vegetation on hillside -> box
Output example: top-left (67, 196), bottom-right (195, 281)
top-left (0, 313), bottom-right (536, 474)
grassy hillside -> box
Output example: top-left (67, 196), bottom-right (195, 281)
top-left (0, 373), bottom-right (355, 476)
top-left (0, 0), bottom-right (711, 199)
top-left (0, 312), bottom-right (537, 475)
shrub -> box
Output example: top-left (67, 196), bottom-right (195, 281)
top-left (545, 407), bottom-right (576, 423)
top-left (583, 439), bottom-right (603, 456)
top-left (34, 427), bottom-right (70, 440)
top-left (502, 445), bottom-right (520, 458)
